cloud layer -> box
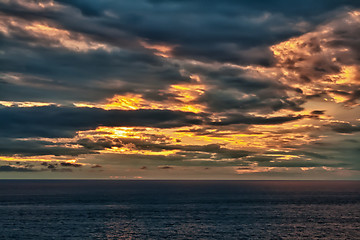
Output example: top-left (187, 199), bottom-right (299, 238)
top-left (0, 0), bottom-right (359, 179)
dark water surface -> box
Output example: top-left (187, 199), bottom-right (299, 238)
top-left (0, 180), bottom-right (359, 239)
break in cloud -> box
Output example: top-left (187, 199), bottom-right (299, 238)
top-left (0, 0), bottom-right (359, 179)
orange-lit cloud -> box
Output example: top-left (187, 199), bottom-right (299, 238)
top-left (0, 155), bottom-right (75, 162)
top-left (75, 77), bottom-right (207, 113)
top-left (0, 101), bottom-right (58, 107)
top-left (140, 41), bottom-right (174, 58)
top-left (270, 10), bottom-right (360, 105)
top-left (0, 0), bottom-right (61, 10)
top-left (0, 14), bottom-right (112, 52)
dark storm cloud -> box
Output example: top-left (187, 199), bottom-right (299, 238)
top-left (56, 0), bottom-right (360, 17)
top-left (205, 70), bottom-right (275, 90)
top-left (76, 138), bottom-right (116, 151)
top-left (55, 0), bottom-right (360, 65)
top-left (91, 164), bottom-right (102, 168)
top-left (198, 90), bottom-right (304, 113)
top-left (311, 110), bottom-right (325, 115)
top-left (60, 162), bottom-right (82, 167)
top-left (158, 166), bottom-right (173, 170)
top-left (182, 65), bottom-right (305, 113)
top-left (0, 165), bottom-right (37, 172)
top-left (209, 113), bottom-right (302, 126)
top-left (0, 106), bottom-right (202, 138)
top-left (0, 41), bottom-right (189, 102)
top-left (0, 138), bottom-right (94, 156)
top-left (328, 122), bottom-right (360, 133)
top-left (41, 163), bottom-right (75, 172)
top-left (0, 44), bottom-right (183, 85)
top-left (3, 0), bottom-right (359, 71)
top-left (347, 90), bottom-right (360, 104)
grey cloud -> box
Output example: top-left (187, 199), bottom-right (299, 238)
top-left (6, 0), bottom-right (358, 69)
top-left (0, 138), bottom-right (95, 156)
top-left (60, 162), bottom-right (82, 167)
top-left (311, 110), bottom-right (325, 115)
top-left (0, 41), bottom-right (189, 103)
top-left (55, 0), bottom-right (360, 65)
top-left (328, 122), bottom-right (360, 133)
top-left (0, 165), bottom-right (37, 172)
top-left (209, 114), bottom-right (303, 126)
top-left (91, 164), bottom-right (102, 168)
top-left (0, 106), bottom-right (202, 138)
top-left (158, 166), bottom-right (173, 170)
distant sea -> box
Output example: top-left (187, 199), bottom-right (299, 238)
top-left (0, 180), bottom-right (359, 239)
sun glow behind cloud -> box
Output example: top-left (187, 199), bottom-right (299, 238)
top-left (74, 78), bottom-right (207, 113)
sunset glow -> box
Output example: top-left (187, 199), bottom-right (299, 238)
top-left (0, 0), bottom-right (359, 179)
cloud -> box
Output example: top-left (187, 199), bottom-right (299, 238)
top-left (209, 114), bottom-right (303, 126)
top-left (0, 44), bottom-right (189, 103)
top-left (54, 0), bottom-right (360, 65)
top-left (0, 106), bottom-right (202, 138)
top-left (271, 10), bottom-right (360, 106)
top-left (60, 162), bottom-right (82, 167)
top-left (91, 164), bottom-right (102, 168)
top-left (311, 110), bottom-right (325, 115)
top-left (4, 0), bottom-right (359, 73)
top-left (158, 166), bottom-right (173, 170)
top-left (0, 138), bottom-right (94, 156)
top-left (0, 0), bottom-right (359, 179)
top-left (182, 65), bottom-right (305, 114)
top-left (0, 165), bottom-right (37, 172)
top-left (77, 136), bottom-right (250, 159)
top-left (328, 122), bottom-right (360, 133)
top-left (43, 163), bottom-right (75, 172)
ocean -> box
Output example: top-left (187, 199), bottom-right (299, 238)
top-left (0, 180), bottom-right (359, 239)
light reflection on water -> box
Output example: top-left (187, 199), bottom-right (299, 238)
top-left (0, 180), bottom-right (359, 239)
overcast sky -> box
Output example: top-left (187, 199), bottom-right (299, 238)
top-left (0, 0), bottom-right (359, 179)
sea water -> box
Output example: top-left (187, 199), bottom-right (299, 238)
top-left (0, 180), bottom-right (359, 239)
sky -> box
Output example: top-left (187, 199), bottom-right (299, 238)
top-left (0, 0), bottom-right (359, 179)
